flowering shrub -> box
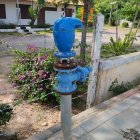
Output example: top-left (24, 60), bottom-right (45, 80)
top-left (10, 45), bottom-right (59, 103)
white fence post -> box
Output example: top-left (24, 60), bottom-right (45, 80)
top-left (87, 14), bottom-right (104, 108)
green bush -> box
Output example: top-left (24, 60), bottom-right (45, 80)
top-left (109, 77), bottom-right (140, 95)
top-left (110, 19), bottom-right (116, 26)
top-left (31, 24), bottom-right (51, 28)
top-left (0, 104), bottom-right (13, 126)
top-left (122, 22), bottom-right (129, 28)
top-left (9, 45), bottom-right (59, 104)
top-left (122, 129), bottom-right (140, 140)
top-left (0, 21), bottom-right (16, 29)
top-left (134, 22), bottom-right (139, 28)
top-left (109, 79), bottom-right (133, 95)
top-left (101, 34), bottom-right (136, 58)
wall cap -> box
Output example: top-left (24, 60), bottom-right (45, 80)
top-left (99, 52), bottom-right (140, 70)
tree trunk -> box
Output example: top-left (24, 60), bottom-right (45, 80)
top-left (116, 2), bottom-right (119, 41)
top-left (64, 3), bottom-right (67, 17)
top-left (63, 1), bottom-right (70, 17)
top-left (109, 5), bottom-right (113, 25)
top-left (30, 18), bottom-right (36, 25)
top-left (80, 0), bottom-right (90, 62)
top-left (129, 9), bottom-right (139, 34)
top-left (130, 19), bottom-right (140, 47)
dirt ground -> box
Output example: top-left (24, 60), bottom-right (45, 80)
top-left (0, 56), bottom-right (60, 140)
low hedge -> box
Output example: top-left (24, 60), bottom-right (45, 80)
top-left (0, 104), bottom-right (13, 126)
top-left (122, 22), bottom-right (129, 28)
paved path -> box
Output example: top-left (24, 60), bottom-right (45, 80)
top-left (47, 87), bottom-right (140, 140)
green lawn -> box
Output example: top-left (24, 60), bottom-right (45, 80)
top-left (35, 28), bottom-right (94, 35)
top-left (35, 30), bottom-right (53, 35)
top-left (76, 28), bottom-right (93, 33)
top-left (0, 32), bottom-right (21, 36)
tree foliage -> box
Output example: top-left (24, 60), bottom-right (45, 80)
top-left (119, 0), bottom-right (140, 21)
top-left (94, 0), bottom-right (110, 23)
top-left (94, 0), bottom-right (140, 23)
top-left (29, 0), bottom-right (46, 25)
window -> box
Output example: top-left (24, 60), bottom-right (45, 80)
top-left (45, 7), bottom-right (57, 11)
top-left (0, 4), bottom-right (6, 19)
top-left (19, 4), bottom-right (30, 19)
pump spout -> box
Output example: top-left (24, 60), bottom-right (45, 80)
top-left (67, 17), bottom-right (83, 29)
top-left (59, 17), bottom-right (83, 30)
top-left (53, 17), bottom-right (83, 59)
top-left (54, 66), bottom-right (92, 94)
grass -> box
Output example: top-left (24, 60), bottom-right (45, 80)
top-left (0, 32), bottom-right (21, 36)
top-left (35, 30), bottom-right (53, 35)
top-left (35, 27), bottom-right (94, 35)
top-left (76, 28), bottom-right (93, 33)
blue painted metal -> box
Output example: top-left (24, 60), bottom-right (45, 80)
top-left (53, 17), bottom-right (92, 94)
top-left (54, 50), bottom-right (76, 59)
top-left (53, 17), bottom-right (83, 58)
top-left (54, 66), bottom-right (92, 94)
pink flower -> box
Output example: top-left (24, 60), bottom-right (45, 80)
top-left (13, 83), bottom-right (17, 87)
top-left (34, 77), bottom-right (37, 82)
top-left (20, 75), bottom-right (26, 80)
top-left (37, 55), bottom-right (47, 63)
top-left (26, 44), bottom-right (37, 53)
top-left (42, 74), bottom-right (47, 79)
top-left (27, 71), bottom-right (32, 77)
top-left (38, 70), bottom-right (44, 76)
top-left (34, 64), bottom-right (38, 69)
top-left (40, 88), bottom-right (43, 91)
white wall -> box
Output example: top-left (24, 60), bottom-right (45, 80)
top-left (95, 52), bottom-right (140, 104)
top-left (0, 1), bottom-right (17, 24)
top-left (0, 0), bottom-right (31, 25)
top-left (45, 9), bottom-right (61, 25)
top-left (45, 5), bottom-right (76, 25)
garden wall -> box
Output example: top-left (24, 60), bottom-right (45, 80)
top-left (95, 51), bottom-right (140, 104)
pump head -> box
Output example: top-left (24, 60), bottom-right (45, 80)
top-left (53, 17), bottom-right (83, 59)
